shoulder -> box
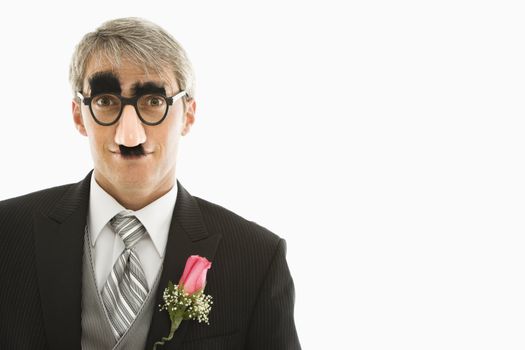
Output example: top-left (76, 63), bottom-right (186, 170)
top-left (194, 196), bottom-right (281, 244)
top-left (0, 183), bottom-right (75, 257)
top-left (192, 195), bottom-right (284, 265)
top-left (0, 183), bottom-right (73, 222)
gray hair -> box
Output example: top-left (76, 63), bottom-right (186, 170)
top-left (69, 17), bottom-right (195, 101)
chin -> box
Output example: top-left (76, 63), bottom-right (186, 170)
top-left (111, 171), bottom-right (150, 189)
top-left (121, 176), bottom-right (151, 189)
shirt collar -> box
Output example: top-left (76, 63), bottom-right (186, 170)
top-left (88, 173), bottom-right (178, 258)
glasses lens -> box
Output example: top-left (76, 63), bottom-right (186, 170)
top-left (91, 94), bottom-right (121, 124)
top-left (137, 94), bottom-right (168, 124)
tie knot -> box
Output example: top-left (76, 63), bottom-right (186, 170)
top-left (110, 210), bottom-right (147, 249)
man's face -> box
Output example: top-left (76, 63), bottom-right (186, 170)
top-left (72, 58), bottom-right (195, 198)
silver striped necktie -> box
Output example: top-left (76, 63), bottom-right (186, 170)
top-left (102, 210), bottom-right (149, 340)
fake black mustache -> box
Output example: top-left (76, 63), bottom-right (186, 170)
top-left (119, 144), bottom-right (145, 157)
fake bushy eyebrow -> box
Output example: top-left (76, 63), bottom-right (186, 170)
top-left (88, 71), bottom-right (121, 96)
top-left (131, 82), bottom-right (166, 96)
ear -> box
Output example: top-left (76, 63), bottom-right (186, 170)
top-left (72, 99), bottom-right (88, 136)
top-left (181, 99), bottom-right (196, 136)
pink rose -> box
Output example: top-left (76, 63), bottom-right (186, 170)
top-left (179, 255), bottom-right (212, 294)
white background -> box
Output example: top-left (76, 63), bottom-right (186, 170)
top-left (1, 1), bottom-right (525, 349)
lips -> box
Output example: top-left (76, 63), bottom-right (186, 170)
top-left (120, 153), bottom-right (145, 158)
top-left (110, 151), bottom-right (153, 157)
top-left (111, 151), bottom-right (152, 159)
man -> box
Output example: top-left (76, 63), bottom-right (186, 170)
top-left (0, 17), bottom-right (301, 349)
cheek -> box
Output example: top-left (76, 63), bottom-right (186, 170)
top-left (161, 114), bottom-right (185, 146)
top-left (86, 126), bottom-right (113, 152)
top-left (158, 129), bottom-right (179, 153)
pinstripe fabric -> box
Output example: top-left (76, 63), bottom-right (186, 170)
top-left (0, 171), bottom-right (301, 349)
top-left (101, 210), bottom-right (149, 340)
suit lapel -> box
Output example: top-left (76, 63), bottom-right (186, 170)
top-left (34, 170), bottom-right (92, 349)
top-left (145, 181), bottom-right (222, 349)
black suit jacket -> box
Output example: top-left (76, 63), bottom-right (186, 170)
top-left (0, 171), bottom-right (301, 349)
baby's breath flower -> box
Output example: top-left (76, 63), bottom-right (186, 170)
top-left (157, 281), bottom-right (213, 326)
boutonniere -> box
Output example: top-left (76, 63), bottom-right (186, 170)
top-left (153, 255), bottom-right (213, 350)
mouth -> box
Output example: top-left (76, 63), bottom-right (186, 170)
top-left (112, 145), bottom-right (151, 160)
top-left (118, 153), bottom-right (148, 159)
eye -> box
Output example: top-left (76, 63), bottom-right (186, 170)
top-left (93, 94), bottom-right (119, 108)
top-left (143, 95), bottom-right (165, 107)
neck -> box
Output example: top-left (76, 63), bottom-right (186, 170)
top-left (93, 170), bottom-right (175, 211)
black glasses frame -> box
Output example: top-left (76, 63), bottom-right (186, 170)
top-left (76, 90), bottom-right (187, 126)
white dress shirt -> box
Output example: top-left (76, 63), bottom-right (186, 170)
top-left (87, 174), bottom-right (177, 292)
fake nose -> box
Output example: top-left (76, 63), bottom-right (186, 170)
top-left (114, 105), bottom-right (147, 147)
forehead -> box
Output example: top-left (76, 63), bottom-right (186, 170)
top-left (82, 56), bottom-right (177, 93)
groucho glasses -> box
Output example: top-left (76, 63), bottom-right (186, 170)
top-left (76, 90), bottom-right (187, 126)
